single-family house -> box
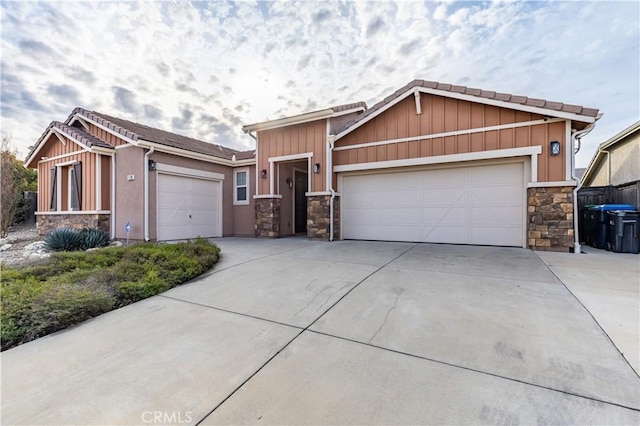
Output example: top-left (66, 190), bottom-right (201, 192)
top-left (243, 79), bottom-right (600, 251)
top-left (25, 108), bottom-right (256, 241)
top-left (27, 80), bottom-right (600, 252)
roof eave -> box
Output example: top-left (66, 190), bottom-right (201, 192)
top-left (243, 109), bottom-right (334, 133)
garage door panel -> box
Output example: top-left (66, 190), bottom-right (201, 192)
top-left (157, 174), bottom-right (221, 241)
top-left (421, 187), bottom-right (468, 204)
top-left (471, 185), bottom-right (522, 203)
top-left (422, 168), bottom-right (468, 186)
top-left (342, 162), bottom-right (524, 247)
top-left (423, 225), bottom-right (468, 244)
top-left (382, 190), bottom-right (422, 206)
top-left (472, 206), bottom-right (522, 226)
top-left (422, 206), bottom-right (467, 224)
top-left (344, 208), bottom-right (381, 225)
top-left (382, 208), bottom-right (420, 224)
top-left (380, 225), bottom-right (420, 242)
top-left (471, 162), bottom-right (522, 183)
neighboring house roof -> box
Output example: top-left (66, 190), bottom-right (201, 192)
top-left (26, 107), bottom-right (257, 166)
top-left (333, 79), bottom-right (600, 137)
top-left (581, 120), bottom-right (640, 186)
top-left (242, 102), bottom-right (367, 132)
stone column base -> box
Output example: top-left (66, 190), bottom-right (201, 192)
top-left (255, 197), bottom-right (281, 238)
top-left (36, 213), bottom-right (110, 236)
top-left (527, 187), bottom-right (574, 252)
top-left (307, 194), bottom-right (339, 241)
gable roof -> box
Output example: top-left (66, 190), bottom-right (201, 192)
top-left (334, 79), bottom-right (600, 138)
top-left (242, 102), bottom-right (367, 132)
top-left (24, 121), bottom-right (114, 167)
top-left (26, 107), bottom-right (256, 166)
top-left (581, 120), bottom-right (640, 186)
top-left (69, 107), bottom-right (256, 161)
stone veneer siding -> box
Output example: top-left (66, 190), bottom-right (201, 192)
top-left (255, 197), bottom-right (281, 238)
top-left (527, 187), bottom-right (574, 251)
top-left (36, 213), bottom-right (110, 236)
top-left (307, 195), bottom-right (340, 241)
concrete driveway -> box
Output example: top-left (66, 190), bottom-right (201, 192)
top-left (2, 238), bottom-right (639, 425)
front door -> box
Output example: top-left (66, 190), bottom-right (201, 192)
top-left (294, 172), bottom-right (308, 233)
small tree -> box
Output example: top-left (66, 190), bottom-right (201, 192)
top-left (1, 136), bottom-right (21, 237)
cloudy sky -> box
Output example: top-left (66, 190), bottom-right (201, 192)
top-left (1, 0), bottom-right (638, 167)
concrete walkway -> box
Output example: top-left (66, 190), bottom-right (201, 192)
top-left (2, 238), bottom-right (639, 425)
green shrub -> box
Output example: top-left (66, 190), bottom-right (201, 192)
top-left (44, 227), bottom-right (111, 252)
top-left (44, 228), bottom-right (84, 251)
top-left (80, 228), bottom-right (110, 250)
top-left (1, 240), bottom-right (220, 350)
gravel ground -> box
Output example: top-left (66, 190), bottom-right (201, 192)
top-left (0, 223), bottom-right (42, 267)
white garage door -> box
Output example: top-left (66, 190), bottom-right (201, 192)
top-left (157, 174), bottom-right (221, 241)
top-left (341, 162), bottom-right (525, 247)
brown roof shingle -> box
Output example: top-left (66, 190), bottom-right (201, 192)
top-left (67, 108), bottom-right (255, 161)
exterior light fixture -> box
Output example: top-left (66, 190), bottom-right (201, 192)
top-left (286, 178), bottom-right (293, 188)
top-left (550, 141), bottom-right (561, 156)
top-left (260, 169), bottom-right (267, 179)
top-left (313, 163), bottom-right (320, 174)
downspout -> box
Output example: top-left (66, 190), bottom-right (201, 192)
top-left (571, 122), bottom-right (596, 254)
top-left (328, 135), bottom-right (336, 241)
top-left (246, 130), bottom-right (258, 195)
top-left (144, 146), bottom-right (154, 241)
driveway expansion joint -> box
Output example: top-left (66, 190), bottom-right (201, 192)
top-left (534, 251), bottom-right (640, 380)
top-left (308, 329), bottom-right (640, 413)
top-left (196, 243), bottom-right (420, 424)
top-left (158, 295), bottom-right (302, 331)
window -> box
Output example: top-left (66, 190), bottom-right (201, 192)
top-left (68, 167), bottom-right (79, 210)
top-left (50, 162), bottom-right (81, 211)
top-left (234, 168), bottom-right (249, 205)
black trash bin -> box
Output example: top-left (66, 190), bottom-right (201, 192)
top-left (581, 205), bottom-right (596, 245)
top-left (589, 204), bottom-right (635, 249)
top-left (608, 210), bottom-right (640, 254)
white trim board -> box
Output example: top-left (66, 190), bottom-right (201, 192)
top-left (334, 118), bottom-right (564, 152)
top-left (253, 194), bottom-right (283, 199)
top-left (155, 163), bottom-right (225, 181)
top-left (268, 152), bottom-right (314, 163)
top-left (334, 86), bottom-right (597, 140)
top-left (25, 129), bottom-right (90, 167)
top-left (35, 210), bottom-right (111, 216)
top-left (333, 146), bottom-right (542, 183)
top-left (527, 181), bottom-right (577, 188)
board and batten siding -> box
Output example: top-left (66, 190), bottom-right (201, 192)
top-left (334, 95), bottom-right (567, 183)
top-left (89, 124), bottom-right (129, 147)
top-left (256, 120), bottom-right (326, 194)
top-left (37, 150), bottom-right (100, 212)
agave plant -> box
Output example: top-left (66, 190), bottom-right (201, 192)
top-left (80, 228), bottom-right (110, 250)
top-left (44, 228), bottom-right (84, 252)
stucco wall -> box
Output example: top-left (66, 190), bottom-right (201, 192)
top-left (148, 151), bottom-right (255, 239)
top-left (114, 146), bottom-right (145, 240)
top-left (588, 135), bottom-right (640, 187)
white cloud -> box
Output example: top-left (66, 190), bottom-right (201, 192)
top-left (1, 0), bottom-right (638, 167)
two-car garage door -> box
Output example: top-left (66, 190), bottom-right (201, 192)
top-left (157, 173), bottom-right (221, 241)
top-left (341, 161), bottom-right (525, 247)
